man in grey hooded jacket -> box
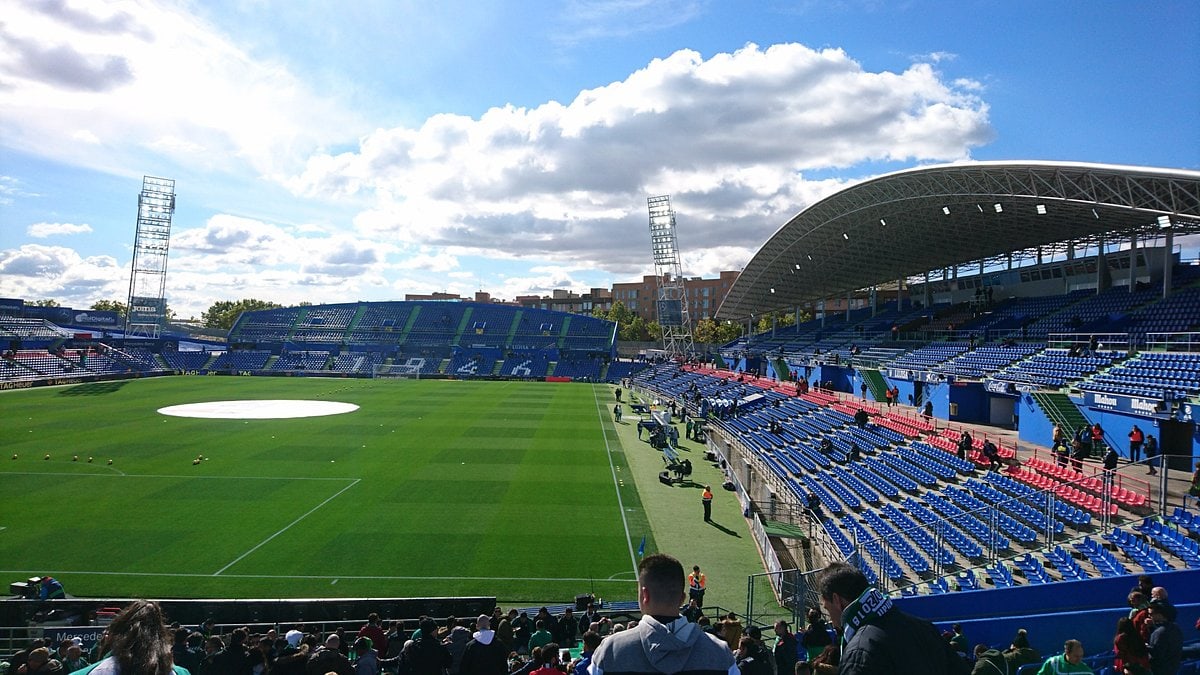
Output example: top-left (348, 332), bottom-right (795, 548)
top-left (589, 554), bottom-right (738, 675)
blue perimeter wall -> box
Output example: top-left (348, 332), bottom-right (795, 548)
top-left (893, 568), bottom-right (1200, 657)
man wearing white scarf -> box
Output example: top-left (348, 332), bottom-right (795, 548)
top-left (817, 562), bottom-right (969, 675)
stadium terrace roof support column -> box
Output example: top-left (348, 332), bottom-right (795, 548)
top-left (846, 291), bottom-right (851, 322)
top-left (1162, 224), bottom-right (1174, 300)
top-left (1096, 235), bottom-right (1111, 293)
top-left (1128, 235), bottom-right (1137, 293)
top-left (923, 273), bottom-right (931, 309)
top-left (125, 176), bottom-right (176, 340)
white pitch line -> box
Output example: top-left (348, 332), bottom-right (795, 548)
top-left (592, 385), bottom-right (639, 580)
top-left (0, 569), bottom-right (638, 583)
top-left (213, 478), bottom-right (361, 576)
top-left (0, 471), bottom-right (352, 481)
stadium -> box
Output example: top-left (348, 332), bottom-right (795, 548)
top-left (4, 161), bottom-right (1200, 673)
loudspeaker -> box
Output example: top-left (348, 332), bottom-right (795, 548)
top-left (1158, 419), bottom-right (1195, 472)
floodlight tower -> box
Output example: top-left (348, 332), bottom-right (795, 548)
top-left (647, 195), bottom-right (695, 358)
top-left (124, 176), bottom-right (176, 339)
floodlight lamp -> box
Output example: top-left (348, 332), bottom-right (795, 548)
top-left (795, 263), bottom-right (801, 269)
top-left (1157, 215), bottom-right (1171, 228)
top-left (1036, 204), bottom-right (1047, 215)
top-left (994, 203), bottom-right (1003, 213)
top-left (770, 288), bottom-right (776, 294)
top-left (976, 204), bottom-right (984, 212)
top-left (842, 232), bottom-right (850, 240)
top-left (879, 219), bottom-right (887, 226)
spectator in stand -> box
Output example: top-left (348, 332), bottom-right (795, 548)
top-left (402, 617), bottom-right (452, 675)
top-left (528, 621), bottom-right (553, 653)
top-left (1034, 639), bottom-right (1091, 674)
top-left (1127, 425), bottom-right (1145, 464)
top-left (1127, 592), bottom-right (1152, 640)
top-left (17, 647), bottom-right (61, 674)
top-left (62, 643), bottom-right (90, 673)
top-left (170, 630), bottom-right (201, 675)
top-left (1188, 461), bottom-right (1200, 507)
top-left (1090, 423), bottom-right (1106, 455)
top-left (444, 618), bottom-right (472, 675)
top-left (209, 627), bottom-right (252, 674)
top-left (971, 644), bottom-right (1009, 675)
top-left (854, 408), bottom-right (870, 428)
top-left (357, 613), bottom-right (389, 660)
top-left (69, 600), bottom-right (189, 675)
top-left (460, 615), bottom-right (507, 675)
top-left (1003, 629), bottom-right (1040, 670)
top-left (1144, 435), bottom-right (1159, 475)
top-left (306, 634), bottom-right (354, 675)
top-left (572, 632), bottom-right (602, 675)
top-left (271, 632), bottom-right (309, 675)
top-left (799, 608), bottom-right (832, 662)
top-left (1131, 575), bottom-right (1155, 598)
top-left (1112, 617), bottom-right (1149, 673)
top-left (555, 608), bottom-right (579, 648)
top-left (946, 624), bottom-right (969, 656)
top-left (982, 440), bottom-right (1002, 471)
top-left (1052, 424), bottom-right (1066, 448)
top-left (250, 635), bottom-right (274, 675)
top-left (796, 644), bottom-right (839, 675)
top-left (528, 643), bottom-right (562, 675)
top-left (1146, 602), bottom-right (1182, 675)
top-left (1148, 588), bottom-right (1175, 621)
top-left (586, 553), bottom-right (735, 675)
top-left (734, 636), bottom-right (771, 675)
top-left (1103, 445), bottom-right (1120, 489)
top-left (817, 562), bottom-right (968, 675)
top-left (1073, 426), bottom-right (1092, 460)
top-left (957, 431), bottom-right (973, 461)
top-left (1053, 438), bottom-right (1071, 469)
top-left (720, 613), bottom-right (743, 653)
top-left (771, 620), bottom-right (797, 675)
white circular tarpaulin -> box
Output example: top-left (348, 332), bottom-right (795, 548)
top-left (157, 400), bottom-right (359, 419)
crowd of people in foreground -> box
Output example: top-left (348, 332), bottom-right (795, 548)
top-left (3, 562), bottom-right (1195, 675)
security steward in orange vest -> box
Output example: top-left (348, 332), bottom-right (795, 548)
top-left (702, 485), bottom-right (714, 522)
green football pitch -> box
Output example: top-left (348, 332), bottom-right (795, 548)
top-left (0, 377), bottom-right (657, 602)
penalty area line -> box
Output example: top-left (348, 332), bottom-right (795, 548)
top-left (213, 478), bottom-right (362, 576)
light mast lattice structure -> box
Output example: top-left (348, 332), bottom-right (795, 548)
top-left (647, 195), bottom-right (695, 358)
top-left (124, 176), bottom-right (176, 339)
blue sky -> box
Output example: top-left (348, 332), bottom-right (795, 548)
top-left (2, 0), bottom-right (1198, 319)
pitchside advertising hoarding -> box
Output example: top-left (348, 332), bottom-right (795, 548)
top-left (1085, 391), bottom-right (1197, 421)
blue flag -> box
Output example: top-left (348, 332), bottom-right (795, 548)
top-left (637, 535), bottom-right (646, 558)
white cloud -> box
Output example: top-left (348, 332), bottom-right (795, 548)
top-left (293, 43), bottom-right (992, 280)
top-left (0, 244), bottom-right (125, 305)
top-left (0, 0), bottom-right (367, 178)
top-left (27, 222), bottom-right (94, 238)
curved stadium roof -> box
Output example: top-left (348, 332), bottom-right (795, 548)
top-left (716, 161), bottom-right (1200, 320)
